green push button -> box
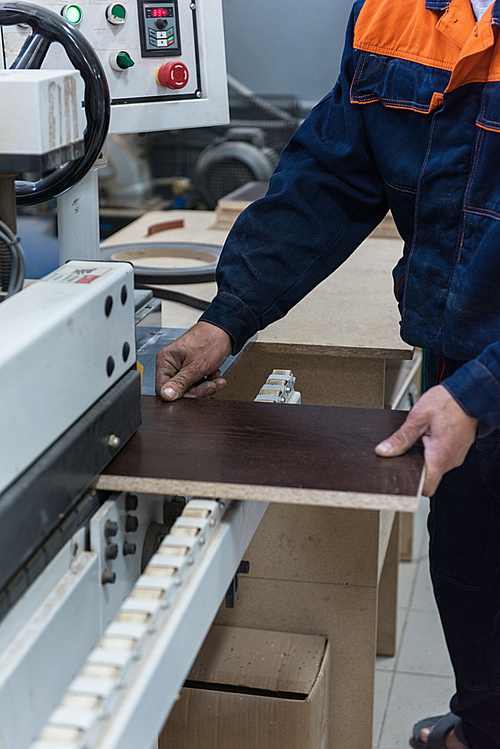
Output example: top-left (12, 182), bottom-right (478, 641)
top-left (116, 51), bottom-right (135, 69)
top-left (62, 4), bottom-right (83, 24)
top-left (111, 3), bottom-right (126, 17)
top-left (106, 3), bottom-right (127, 24)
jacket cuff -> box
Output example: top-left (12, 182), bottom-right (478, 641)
top-left (199, 291), bottom-right (260, 354)
top-left (442, 353), bottom-right (500, 436)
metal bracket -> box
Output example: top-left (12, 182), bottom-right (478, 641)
top-left (225, 560), bottom-right (250, 608)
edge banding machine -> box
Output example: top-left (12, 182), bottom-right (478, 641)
top-left (0, 3), bottom-right (263, 748)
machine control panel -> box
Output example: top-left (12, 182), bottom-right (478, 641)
top-left (0, 0), bottom-right (229, 134)
top-left (138, 1), bottom-right (181, 56)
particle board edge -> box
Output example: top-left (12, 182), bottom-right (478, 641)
top-left (93, 475), bottom-right (422, 512)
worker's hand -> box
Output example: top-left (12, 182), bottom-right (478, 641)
top-left (155, 321), bottom-right (232, 401)
top-left (374, 384), bottom-right (478, 496)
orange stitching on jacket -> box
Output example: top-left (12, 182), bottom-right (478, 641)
top-left (475, 359), bottom-right (500, 395)
top-left (352, 93), bottom-right (437, 109)
top-left (402, 116), bottom-right (438, 323)
top-left (219, 291), bottom-right (260, 324)
top-left (441, 129), bottom-right (483, 351)
top-left (385, 179), bottom-right (418, 194)
top-left (466, 206), bottom-right (500, 221)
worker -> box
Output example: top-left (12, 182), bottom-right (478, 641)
top-left (156, 0), bottom-right (500, 747)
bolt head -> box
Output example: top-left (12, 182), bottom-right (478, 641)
top-left (195, 89), bottom-right (202, 98)
top-left (108, 434), bottom-right (121, 448)
top-left (105, 542), bottom-right (119, 560)
top-left (105, 520), bottom-right (119, 537)
top-left (125, 515), bottom-right (139, 533)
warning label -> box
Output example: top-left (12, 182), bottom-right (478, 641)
top-left (43, 265), bottom-right (112, 284)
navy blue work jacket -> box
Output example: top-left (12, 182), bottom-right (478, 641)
top-left (201, 0), bottom-right (500, 434)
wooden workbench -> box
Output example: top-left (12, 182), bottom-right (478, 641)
top-left (102, 209), bottom-right (413, 410)
top-left (101, 210), bottom-right (419, 749)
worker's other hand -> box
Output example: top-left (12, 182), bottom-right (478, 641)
top-left (374, 384), bottom-right (478, 496)
top-left (155, 321), bottom-right (232, 401)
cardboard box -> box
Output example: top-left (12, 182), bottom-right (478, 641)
top-left (160, 625), bottom-right (329, 749)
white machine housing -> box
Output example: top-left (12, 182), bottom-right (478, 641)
top-left (0, 69), bottom-right (84, 156)
top-left (0, 0), bottom-right (229, 133)
top-left (0, 260), bottom-right (135, 495)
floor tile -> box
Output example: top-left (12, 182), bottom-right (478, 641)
top-left (376, 608), bottom-right (407, 672)
top-left (397, 609), bottom-right (453, 678)
top-left (411, 559), bottom-right (438, 613)
top-left (374, 670), bottom-right (393, 746)
top-left (398, 560), bottom-right (418, 611)
top-left (379, 672), bottom-right (454, 749)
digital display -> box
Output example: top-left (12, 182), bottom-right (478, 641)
top-left (145, 6), bottom-right (173, 17)
top-left (140, 0), bottom-right (181, 57)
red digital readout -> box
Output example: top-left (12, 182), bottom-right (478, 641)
top-left (152, 8), bottom-right (167, 16)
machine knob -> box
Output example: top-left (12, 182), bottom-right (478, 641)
top-left (105, 520), bottom-right (118, 538)
top-left (105, 542), bottom-right (119, 560)
top-left (109, 51), bottom-right (135, 72)
top-left (155, 18), bottom-right (168, 29)
top-left (156, 61), bottom-right (189, 90)
top-left (125, 514), bottom-right (139, 533)
top-left (125, 493), bottom-right (138, 512)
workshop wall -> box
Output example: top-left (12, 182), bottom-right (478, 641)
top-left (221, 0), bottom-right (354, 109)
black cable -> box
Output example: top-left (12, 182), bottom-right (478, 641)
top-left (135, 283), bottom-right (210, 311)
top-left (0, 219), bottom-right (26, 296)
top-left (133, 268), bottom-right (216, 285)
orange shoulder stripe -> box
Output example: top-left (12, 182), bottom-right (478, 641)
top-left (353, 0), bottom-right (500, 92)
top-left (353, 0), bottom-right (468, 71)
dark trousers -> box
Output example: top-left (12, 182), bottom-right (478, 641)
top-left (425, 352), bottom-right (500, 749)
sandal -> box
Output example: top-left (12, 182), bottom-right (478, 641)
top-left (411, 713), bottom-right (461, 749)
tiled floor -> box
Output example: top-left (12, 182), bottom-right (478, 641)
top-left (373, 500), bottom-right (456, 749)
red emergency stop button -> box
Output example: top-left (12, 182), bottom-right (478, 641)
top-left (156, 61), bottom-right (189, 89)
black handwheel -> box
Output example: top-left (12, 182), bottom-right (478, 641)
top-left (0, 1), bottom-right (110, 205)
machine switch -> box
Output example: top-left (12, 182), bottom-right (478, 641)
top-left (156, 61), bottom-right (189, 89)
top-left (110, 51), bottom-right (135, 72)
top-left (106, 3), bottom-right (127, 24)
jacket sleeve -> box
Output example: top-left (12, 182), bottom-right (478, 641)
top-left (442, 347), bottom-right (500, 435)
top-left (199, 1), bottom-right (389, 353)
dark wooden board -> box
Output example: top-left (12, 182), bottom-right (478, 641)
top-left (98, 397), bottom-right (423, 506)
